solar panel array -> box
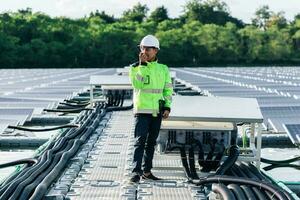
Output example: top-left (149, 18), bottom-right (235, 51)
top-left (0, 68), bottom-right (115, 134)
top-left (173, 67), bottom-right (300, 146)
top-left (284, 124), bottom-right (300, 146)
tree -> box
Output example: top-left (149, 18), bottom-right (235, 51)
top-left (252, 5), bottom-right (271, 30)
top-left (0, 4), bottom-right (298, 68)
top-left (267, 11), bottom-right (287, 29)
top-left (292, 30), bottom-right (300, 52)
top-left (29, 38), bottom-right (47, 67)
top-left (181, 0), bottom-right (243, 27)
top-left (149, 6), bottom-right (169, 23)
top-left (157, 28), bottom-right (195, 66)
top-left (157, 19), bottom-right (182, 32)
top-left (0, 33), bottom-right (18, 68)
top-left (90, 10), bottom-right (116, 23)
top-left (122, 3), bottom-right (149, 23)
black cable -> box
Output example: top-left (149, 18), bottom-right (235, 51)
top-left (56, 105), bottom-right (84, 110)
top-left (212, 183), bottom-right (236, 200)
top-left (188, 147), bottom-right (199, 179)
top-left (179, 146), bottom-right (192, 180)
top-left (120, 90), bottom-right (125, 107)
top-left (229, 168), bottom-right (239, 177)
top-left (240, 185), bottom-right (257, 200)
top-left (211, 142), bottom-right (225, 171)
top-left (206, 139), bottom-right (216, 160)
top-left (0, 133), bottom-right (59, 191)
top-left (29, 140), bottom-right (83, 200)
top-left (106, 104), bottom-right (133, 112)
top-left (229, 164), bottom-right (289, 200)
top-left (252, 187), bottom-right (268, 200)
top-left (44, 108), bottom-right (93, 113)
top-left (64, 99), bottom-right (89, 104)
top-left (0, 152), bottom-right (50, 199)
top-left (263, 163), bottom-right (300, 171)
top-left (236, 162), bottom-right (260, 180)
top-left (193, 176), bottom-right (290, 200)
top-left (7, 124), bottom-right (79, 132)
top-left (16, 117), bottom-right (96, 199)
top-left (107, 91), bottom-right (113, 106)
top-left (18, 143), bottom-right (73, 200)
top-left (261, 156), bottom-right (300, 165)
top-left (0, 158), bottom-right (37, 169)
top-left (112, 91), bottom-right (119, 106)
top-left (227, 184), bottom-right (247, 200)
top-left (232, 164), bottom-right (248, 178)
top-left (117, 91), bottom-right (122, 106)
top-left (215, 145), bottom-right (239, 175)
top-left (59, 102), bottom-right (90, 107)
top-left (195, 139), bottom-right (205, 169)
top-left (169, 146), bottom-right (193, 180)
top-left (246, 163), bottom-right (269, 181)
top-left (11, 145), bottom-right (70, 200)
top-left (201, 139), bottom-right (217, 172)
top-left (262, 156), bottom-right (300, 172)
top-left (1, 104), bottom-right (101, 199)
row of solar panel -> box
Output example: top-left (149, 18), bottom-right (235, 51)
top-left (0, 68), bottom-right (115, 135)
top-left (174, 67), bottom-right (300, 146)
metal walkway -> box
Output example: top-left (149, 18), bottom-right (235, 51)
top-left (62, 110), bottom-right (205, 200)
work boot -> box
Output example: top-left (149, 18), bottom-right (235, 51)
top-left (142, 172), bottom-right (162, 181)
top-left (130, 173), bottom-right (141, 183)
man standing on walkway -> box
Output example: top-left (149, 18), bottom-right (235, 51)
top-left (129, 35), bottom-right (173, 183)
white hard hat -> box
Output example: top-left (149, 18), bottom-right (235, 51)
top-left (139, 35), bottom-right (160, 49)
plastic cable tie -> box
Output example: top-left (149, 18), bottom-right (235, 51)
top-left (270, 191), bottom-right (276, 199)
top-left (259, 183), bottom-right (262, 190)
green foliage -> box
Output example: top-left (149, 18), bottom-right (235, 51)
top-left (252, 6), bottom-right (288, 30)
top-left (121, 3), bottom-right (149, 23)
top-left (181, 0), bottom-right (244, 28)
top-left (0, 0), bottom-right (299, 68)
top-left (149, 6), bottom-right (169, 23)
top-left (89, 10), bottom-right (116, 24)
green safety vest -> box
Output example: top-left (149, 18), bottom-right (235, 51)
top-left (129, 60), bottom-right (173, 116)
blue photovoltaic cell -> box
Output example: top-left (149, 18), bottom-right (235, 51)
top-left (0, 68), bottom-right (116, 134)
top-left (284, 124), bottom-right (300, 146)
top-left (175, 67), bottom-right (300, 133)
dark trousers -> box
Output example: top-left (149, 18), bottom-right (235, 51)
top-left (132, 113), bottom-right (162, 174)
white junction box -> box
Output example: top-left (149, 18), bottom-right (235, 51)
top-left (89, 75), bottom-right (133, 104)
top-left (158, 121), bottom-right (237, 154)
top-left (157, 95), bottom-right (264, 168)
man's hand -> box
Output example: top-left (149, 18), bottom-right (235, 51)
top-left (139, 52), bottom-right (148, 65)
top-left (162, 110), bottom-right (170, 119)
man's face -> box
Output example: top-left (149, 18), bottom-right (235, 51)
top-left (140, 46), bottom-right (158, 61)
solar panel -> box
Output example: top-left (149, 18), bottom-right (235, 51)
top-left (0, 119), bottom-right (19, 134)
top-left (0, 108), bottom-right (34, 116)
top-left (283, 124), bottom-right (300, 146)
top-left (174, 67), bottom-right (300, 135)
top-left (267, 118), bottom-right (300, 132)
top-left (0, 69), bottom-right (116, 134)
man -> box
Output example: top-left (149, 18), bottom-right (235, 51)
top-left (129, 35), bottom-right (173, 183)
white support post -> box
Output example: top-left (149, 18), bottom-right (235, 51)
top-left (256, 123), bottom-right (262, 169)
top-left (250, 123), bottom-right (255, 149)
top-left (90, 84), bottom-right (94, 108)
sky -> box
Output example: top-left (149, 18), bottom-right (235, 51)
top-left (1, 0), bottom-right (299, 23)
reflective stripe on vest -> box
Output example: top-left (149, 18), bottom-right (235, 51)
top-left (136, 74), bottom-right (144, 82)
top-left (139, 89), bottom-right (163, 94)
top-left (164, 83), bottom-right (173, 88)
top-left (134, 108), bottom-right (159, 114)
top-left (164, 95), bottom-right (172, 101)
